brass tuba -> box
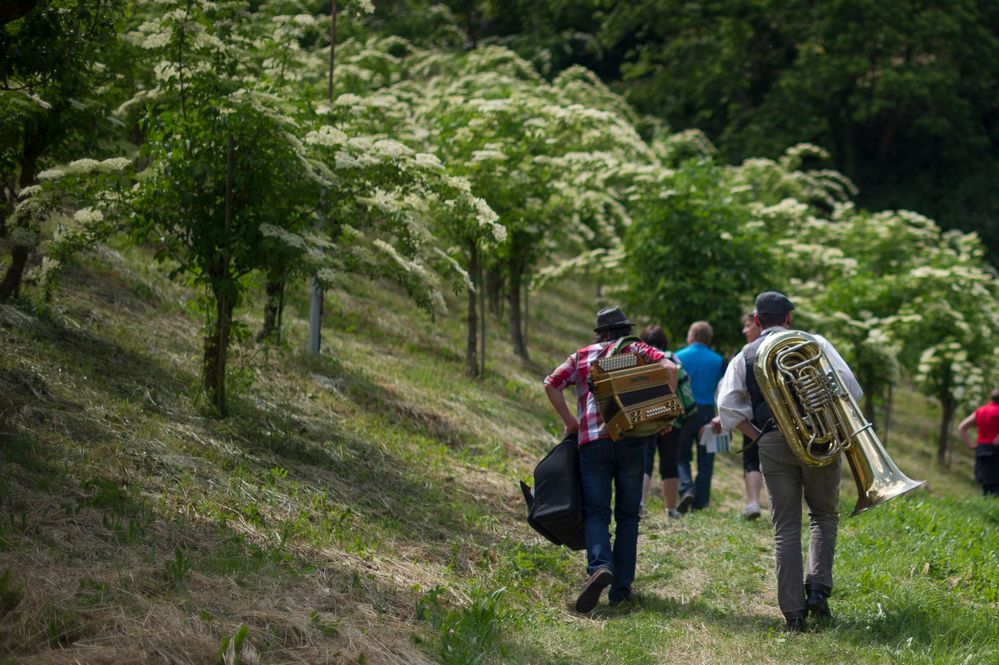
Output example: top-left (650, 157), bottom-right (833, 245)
top-left (754, 330), bottom-right (924, 516)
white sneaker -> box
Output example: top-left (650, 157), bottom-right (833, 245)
top-left (741, 503), bottom-right (761, 521)
top-left (667, 508), bottom-right (681, 519)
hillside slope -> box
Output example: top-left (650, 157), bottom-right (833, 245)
top-left (1, 245), bottom-right (996, 664)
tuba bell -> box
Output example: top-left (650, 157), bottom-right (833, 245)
top-left (754, 330), bottom-right (924, 516)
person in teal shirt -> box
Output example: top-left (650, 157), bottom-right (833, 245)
top-left (675, 321), bottom-right (724, 511)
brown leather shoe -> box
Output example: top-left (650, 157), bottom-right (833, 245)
top-left (575, 567), bottom-right (612, 613)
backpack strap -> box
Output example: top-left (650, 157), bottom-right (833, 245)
top-left (607, 335), bottom-right (642, 356)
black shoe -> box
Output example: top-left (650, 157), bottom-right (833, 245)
top-left (783, 613), bottom-right (808, 633)
top-left (805, 589), bottom-right (830, 619)
top-left (575, 567), bottom-right (612, 613)
top-left (677, 492), bottom-right (695, 514)
top-left (608, 589), bottom-right (633, 607)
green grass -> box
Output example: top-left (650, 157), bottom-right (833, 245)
top-left (0, 242), bottom-right (995, 663)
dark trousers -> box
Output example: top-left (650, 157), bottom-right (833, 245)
top-left (579, 437), bottom-right (645, 602)
top-left (644, 427), bottom-right (681, 480)
top-left (677, 404), bottom-right (716, 508)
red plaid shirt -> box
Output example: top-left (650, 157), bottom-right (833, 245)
top-left (545, 340), bottom-right (666, 445)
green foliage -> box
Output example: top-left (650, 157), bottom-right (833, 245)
top-left (216, 623), bottom-right (252, 665)
top-left (622, 161), bottom-right (770, 347)
top-left (836, 496), bottom-right (999, 659)
top-left (165, 547), bottom-right (193, 588)
top-left (417, 585), bottom-right (508, 665)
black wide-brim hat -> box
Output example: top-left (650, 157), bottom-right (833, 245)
top-left (594, 306), bottom-right (633, 332)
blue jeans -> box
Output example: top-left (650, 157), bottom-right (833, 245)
top-left (677, 404), bottom-right (716, 509)
top-left (579, 436), bottom-right (645, 602)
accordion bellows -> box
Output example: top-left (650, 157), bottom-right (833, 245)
top-left (589, 352), bottom-right (683, 441)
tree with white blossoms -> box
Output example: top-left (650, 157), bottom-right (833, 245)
top-left (885, 226), bottom-right (999, 465)
top-left (123, 1), bottom-right (499, 408)
top-left (412, 46), bottom-right (655, 359)
top-left (246, 19), bottom-right (505, 362)
top-left (724, 150), bottom-right (999, 459)
top-left (118, 0), bottom-right (327, 415)
top-left (722, 152), bottom-right (902, 420)
top-left (1, 157), bottom-right (133, 301)
top-left (748, 170), bottom-right (999, 461)
top-left (307, 81), bottom-right (505, 374)
top-left (0, 0), bottom-right (127, 301)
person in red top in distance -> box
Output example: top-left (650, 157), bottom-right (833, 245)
top-left (957, 388), bottom-right (999, 496)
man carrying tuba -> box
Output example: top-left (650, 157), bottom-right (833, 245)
top-left (715, 291), bottom-right (862, 632)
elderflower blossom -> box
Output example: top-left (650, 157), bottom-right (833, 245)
top-left (334, 93), bottom-right (366, 109)
top-left (334, 151), bottom-right (379, 170)
top-left (193, 31), bottom-right (226, 51)
top-left (471, 149), bottom-right (506, 163)
top-left (141, 31), bottom-right (171, 49)
top-left (373, 139), bottom-right (413, 160)
top-left (73, 207), bottom-right (103, 224)
top-left (96, 157), bottom-right (131, 172)
top-left (356, 0), bottom-right (375, 13)
top-left (154, 61), bottom-right (181, 82)
top-left (316, 268), bottom-right (337, 285)
top-left (414, 152), bottom-right (442, 170)
top-left (372, 239), bottom-right (430, 280)
top-left (26, 93), bottom-right (52, 110)
top-left (259, 223), bottom-right (307, 250)
top-left (305, 126), bottom-right (349, 147)
top-left (362, 189), bottom-right (399, 214)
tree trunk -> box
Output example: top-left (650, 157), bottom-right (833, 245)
top-left (507, 268), bottom-right (527, 359)
top-left (203, 136), bottom-right (236, 417)
top-left (862, 384), bottom-right (877, 427)
top-left (0, 244), bottom-right (30, 301)
top-left (479, 257), bottom-right (486, 376)
top-left (204, 281), bottom-right (236, 416)
top-left (882, 383), bottom-right (893, 447)
top-left (0, 174), bottom-right (17, 238)
top-left (257, 272), bottom-right (285, 342)
top-left (936, 393), bottom-right (956, 467)
top-left (465, 241), bottom-right (478, 377)
top-left (523, 280), bottom-right (529, 352)
top-left (0, 131), bottom-right (44, 300)
top-left (486, 268), bottom-right (503, 317)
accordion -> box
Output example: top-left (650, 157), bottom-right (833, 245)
top-left (589, 351), bottom-right (683, 441)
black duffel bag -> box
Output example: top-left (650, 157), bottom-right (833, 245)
top-left (519, 433), bottom-right (585, 550)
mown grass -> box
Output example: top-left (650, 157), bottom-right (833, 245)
top-left (0, 241), bottom-right (995, 664)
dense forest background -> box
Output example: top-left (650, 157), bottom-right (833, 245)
top-left (376, 0), bottom-right (999, 261)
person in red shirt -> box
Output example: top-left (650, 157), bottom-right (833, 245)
top-left (545, 306), bottom-right (678, 612)
top-left (957, 388), bottom-right (999, 496)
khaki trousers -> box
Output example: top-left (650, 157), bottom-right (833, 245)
top-left (758, 430), bottom-right (840, 617)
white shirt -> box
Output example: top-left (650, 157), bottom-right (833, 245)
top-left (717, 326), bottom-right (863, 432)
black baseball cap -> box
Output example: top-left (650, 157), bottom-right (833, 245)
top-left (755, 291), bottom-right (795, 316)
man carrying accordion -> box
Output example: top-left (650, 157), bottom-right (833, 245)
top-left (544, 306), bottom-right (679, 613)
